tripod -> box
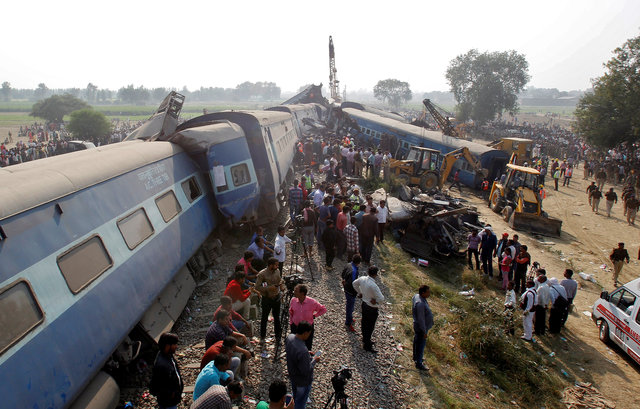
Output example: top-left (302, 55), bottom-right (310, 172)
top-left (273, 287), bottom-right (294, 361)
top-left (288, 221), bottom-right (314, 281)
top-left (323, 390), bottom-right (348, 409)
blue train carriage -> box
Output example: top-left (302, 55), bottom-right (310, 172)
top-left (342, 107), bottom-right (509, 187)
top-left (169, 120), bottom-right (259, 225)
top-left (0, 140), bottom-right (218, 409)
top-left (266, 103), bottom-right (327, 137)
top-left (174, 110), bottom-right (299, 225)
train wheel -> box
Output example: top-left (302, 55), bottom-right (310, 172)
top-left (490, 191), bottom-right (504, 213)
top-left (420, 172), bottom-right (438, 191)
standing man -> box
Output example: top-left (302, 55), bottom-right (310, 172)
top-left (289, 284), bottom-right (327, 351)
top-left (514, 245), bottom-right (531, 294)
top-left (412, 285), bottom-right (433, 371)
top-left (344, 216), bottom-right (360, 262)
top-left (274, 226), bottom-right (293, 274)
top-left (548, 277), bottom-right (568, 334)
top-left (520, 281), bottom-right (536, 342)
top-left (534, 275), bottom-right (550, 336)
top-left (376, 199), bottom-right (390, 244)
top-left (605, 188), bottom-right (618, 218)
top-left (626, 195), bottom-right (639, 225)
top-left (610, 242), bottom-right (630, 287)
top-left (467, 230), bottom-right (481, 270)
top-left (321, 220), bottom-right (338, 270)
top-left (289, 180), bottom-right (303, 221)
top-left (586, 181), bottom-right (597, 206)
top-left (150, 333), bottom-right (184, 409)
top-left (590, 187), bottom-right (603, 214)
top-left (449, 169), bottom-right (463, 192)
top-left (256, 258), bottom-right (286, 344)
top-left (560, 269), bottom-right (577, 326)
top-left (285, 321), bottom-right (320, 409)
top-left (359, 207), bottom-right (378, 264)
top-left (479, 226), bottom-right (497, 277)
top-left (341, 254), bottom-right (361, 332)
top-left (300, 201), bottom-right (317, 256)
top-left (353, 266), bottom-right (385, 353)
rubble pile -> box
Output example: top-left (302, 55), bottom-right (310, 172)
top-left (372, 187), bottom-right (482, 262)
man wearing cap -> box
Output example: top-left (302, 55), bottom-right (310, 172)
top-left (479, 226), bottom-right (497, 277)
top-left (609, 242), bottom-right (630, 287)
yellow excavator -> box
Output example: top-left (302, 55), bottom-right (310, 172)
top-left (389, 146), bottom-right (486, 190)
top-left (488, 155), bottom-right (562, 236)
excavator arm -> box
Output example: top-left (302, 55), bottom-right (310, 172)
top-left (422, 99), bottom-right (461, 138)
top-left (438, 147), bottom-right (485, 188)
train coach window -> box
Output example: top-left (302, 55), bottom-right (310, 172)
top-left (181, 177), bottom-right (202, 203)
top-left (57, 235), bottom-right (113, 294)
top-left (0, 280), bottom-right (44, 355)
top-left (231, 164), bottom-right (251, 187)
top-left (117, 208), bottom-right (154, 250)
top-left (156, 190), bottom-right (182, 222)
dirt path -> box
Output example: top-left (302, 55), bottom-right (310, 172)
top-left (465, 165), bottom-right (640, 408)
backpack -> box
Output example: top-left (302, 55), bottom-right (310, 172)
top-left (519, 289), bottom-right (536, 311)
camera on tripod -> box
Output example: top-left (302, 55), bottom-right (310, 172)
top-left (283, 274), bottom-right (304, 293)
top-left (331, 366), bottom-right (352, 395)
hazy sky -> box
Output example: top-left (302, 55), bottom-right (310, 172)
top-left (2, 0), bottom-right (639, 94)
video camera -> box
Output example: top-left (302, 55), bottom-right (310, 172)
top-left (283, 274), bottom-right (305, 292)
top-left (331, 366), bottom-right (352, 395)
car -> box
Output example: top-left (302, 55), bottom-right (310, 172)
top-left (592, 278), bottom-right (640, 365)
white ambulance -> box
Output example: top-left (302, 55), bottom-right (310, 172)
top-left (592, 278), bottom-right (640, 365)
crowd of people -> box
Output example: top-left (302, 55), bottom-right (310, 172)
top-left (468, 225), bottom-right (579, 342)
top-left (0, 120), bottom-right (142, 167)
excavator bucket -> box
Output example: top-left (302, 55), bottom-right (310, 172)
top-left (509, 212), bottom-right (562, 237)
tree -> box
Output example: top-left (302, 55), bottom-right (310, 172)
top-left (31, 94), bottom-right (90, 123)
top-left (445, 49), bottom-right (530, 123)
top-left (86, 83), bottom-right (98, 103)
top-left (117, 84), bottom-right (150, 104)
top-left (574, 35), bottom-right (640, 148)
top-left (33, 83), bottom-right (49, 100)
top-left (373, 79), bottom-right (412, 108)
top-left (67, 108), bottom-right (112, 143)
top-left (1, 81), bottom-right (10, 101)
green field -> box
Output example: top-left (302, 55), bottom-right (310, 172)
top-left (0, 101), bottom-right (266, 129)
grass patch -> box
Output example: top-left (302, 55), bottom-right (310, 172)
top-left (378, 244), bottom-right (567, 408)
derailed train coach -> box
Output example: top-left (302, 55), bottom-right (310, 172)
top-left (342, 107), bottom-right (509, 188)
top-left (0, 92), bottom-right (323, 409)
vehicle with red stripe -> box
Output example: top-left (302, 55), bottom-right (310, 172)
top-left (592, 278), bottom-right (640, 365)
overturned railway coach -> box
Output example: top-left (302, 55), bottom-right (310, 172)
top-left (0, 141), bottom-right (219, 409)
top-left (0, 98), bottom-right (320, 408)
top-left (343, 107), bottom-right (509, 187)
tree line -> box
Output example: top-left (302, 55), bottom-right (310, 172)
top-left (0, 81), bottom-right (282, 104)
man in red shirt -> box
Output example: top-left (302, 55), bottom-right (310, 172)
top-left (335, 205), bottom-right (350, 259)
top-left (237, 251), bottom-right (258, 282)
top-left (289, 284), bottom-right (327, 351)
top-left (223, 271), bottom-right (253, 317)
top-left (200, 336), bottom-right (252, 374)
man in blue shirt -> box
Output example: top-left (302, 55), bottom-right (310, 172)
top-left (412, 285), bottom-right (433, 371)
top-left (192, 354), bottom-right (232, 401)
top-left (341, 254), bottom-right (361, 332)
top-left (480, 226), bottom-right (498, 277)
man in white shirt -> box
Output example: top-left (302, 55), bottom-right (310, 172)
top-left (520, 280), bottom-right (536, 342)
top-left (352, 266), bottom-right (385, 353)
top-left (534, 275), bottom-right (550, 335)
top-left (376, 200), bottom-right (390, 244)
top-left (274, 225), bottom-right (292, 273)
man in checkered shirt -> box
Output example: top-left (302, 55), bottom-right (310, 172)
top-left (288, 179), bottom-right (303, 221)
top-left (344, 216), bottom-right (360, 262)
top-left (189, 381), bottom-right (243, 409)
